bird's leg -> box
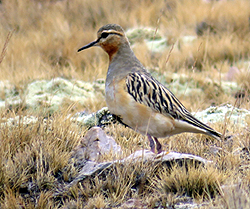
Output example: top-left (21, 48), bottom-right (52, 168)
top-left (147, 135), bottom-right (162, 154)
top-left (153, 136), bottom-right (162, 154)
top-left (147, 134), bottom-right (156, 153)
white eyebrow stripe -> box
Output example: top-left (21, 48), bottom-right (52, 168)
top-left (102, 30), bottom-right (123, 36)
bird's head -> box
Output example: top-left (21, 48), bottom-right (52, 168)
top-left (78, 24), bottom-right (128, 59)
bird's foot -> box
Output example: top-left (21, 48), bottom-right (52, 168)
top-left (147, 134), bottom-right (162, 154)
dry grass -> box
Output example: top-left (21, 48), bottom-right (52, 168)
top-left (1, 0), bottom-right (250, 208)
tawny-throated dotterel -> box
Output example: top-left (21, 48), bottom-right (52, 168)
top-left (78, 24), bottom-right (222, 153)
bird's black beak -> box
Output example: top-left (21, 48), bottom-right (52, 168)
top-left (77, 39), bottom-right (100, 52)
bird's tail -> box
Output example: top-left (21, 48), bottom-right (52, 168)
top-left (183, 113), bottom-right (222, 141)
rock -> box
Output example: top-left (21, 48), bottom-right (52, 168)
top-left (0, 80), bottom-right (20, 109)
top-left (0, 115), bottom-right (38, 128)
top-left (179, 35), bottom-right (197, 45)
top-left (225, 66), bottom-right (240, 81)
top-left (120, 199), bottom-right (148, 209)
top-left (120, 197), bottom-right (209, 209)
top-left (126, 27), bottom-right (168, 52)
top-left (0, 77), bottom-right (105, 113)
top-left (67, 148), bottom-right (210, 192)
top-left (220, 184), bottom-right (250, 208)
top-left (126, 27), bottom-right (197, 53)
top-left (194, 104), bottom-right (250, 126)
top-left (161, 73), bottom-right (239, 97)
top-left (72, 127), bottom-right (122, 162)
top-left (126, 27), bottom-right (163, 44)
top-left (25, 77), bottom-right (104, 113)
top-left (70, 107), bottom-right (114, 128)
top-left (145, 38), bottom-right (168, 53)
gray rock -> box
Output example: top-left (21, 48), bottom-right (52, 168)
top-left (126, 27), bottom-right (168, 52)
top-left (0, 115), bottom-right (38, 128)
top-left (70, 107), bottom-right (114, 128)
top-left (164, 73), bottom-right (239, 97)
top-left (194, 104), bottom-right (250, 126)
top-left (0, 77), bottom-right (105, 113)
top-left (72, 127), bottom-right (122, 162)
top-left (65, 129), bottom-right (210, 192)
top-left (0, 80), bottom-right (20, 109)
top-left (25, 77), bottom-right (104, 112)
top-left (65, 149), bottom-right (210, 192)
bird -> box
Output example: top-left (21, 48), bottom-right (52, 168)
top-left (77, 24), bottom-right (222, 154)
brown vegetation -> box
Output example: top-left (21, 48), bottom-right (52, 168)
top-left (0, 0), bottom-right (250, 208)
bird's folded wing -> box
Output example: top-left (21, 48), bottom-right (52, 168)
top-left (125, 72), bottom-right (219, 136)
top-left (126, 72), bottom-right (188, 120)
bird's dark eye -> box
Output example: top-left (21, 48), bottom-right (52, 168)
top-left (101, 32), bottom-right (109, 38)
